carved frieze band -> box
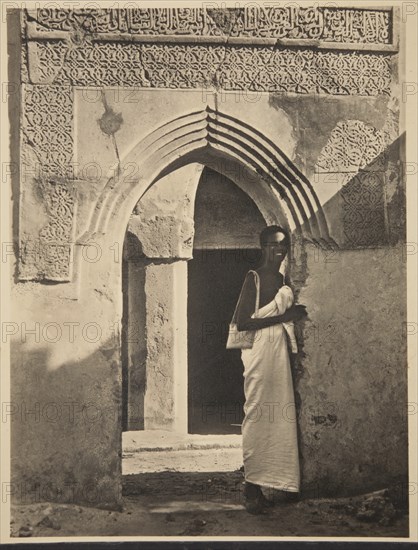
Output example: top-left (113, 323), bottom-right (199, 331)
top-left (20, 85), bottom-right (75, 281)
top-left (20, 179), bottom-right (75, 281)
top-left (27, 40), bottom-right (392, 96)
top-left (28, 7), bottom-right (394, 49)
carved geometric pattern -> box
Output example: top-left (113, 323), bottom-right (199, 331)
top-left (22, 84), bottom-right (73, 177)
top-left (29, 41), bottom-right (391, 96)
top-left (20, 85), bottom-right (74, 281)
top-left (30, 41), bottom-right (151, 87)
top-left (39, 180), bottom-right (75, 243)
top-left (210, 48), bottom-right (391, 95)
top-left (32, 7), bottom-right (392, 46)
top-left (316, 120), bottom-right (387, 172)
top-left (341, 171), bottom-right (387, 247)
top-left (20, 180), bottom-right (75, 281)
top-left (315, 115), bottom-right (401, 248)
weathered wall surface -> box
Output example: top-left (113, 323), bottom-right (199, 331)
top-left (299, 245), bottom-right (408, 496)
top-left (8, 6), bottom-right (408, 508)
top-left (10, 279), bottom-right (123, 508)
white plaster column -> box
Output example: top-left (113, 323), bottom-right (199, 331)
top-left (143, 260), bottom-right (188, 432)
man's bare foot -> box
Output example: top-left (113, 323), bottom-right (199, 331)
top-left (244, 482), bottom-right (272, 514)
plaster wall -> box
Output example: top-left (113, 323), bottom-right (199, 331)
top-left (299, 245), bottom-right (408, 495)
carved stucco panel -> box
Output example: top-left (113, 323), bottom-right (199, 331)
top-left (316, 120), bottom-right (387, 173)
top-left (30, 7), bottom-right (393, 47)
top-left (314, 108), bottom-right (400, 248)
top-left (19, 7), bottom-right (398, 281)
top-left (20, 84), bottom-right (75, 281)
top-left (22, 84), bottom-right (73, 176)
top-left (27, 40), bottom-right (392, 96)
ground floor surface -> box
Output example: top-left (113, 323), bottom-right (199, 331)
top-left (10, 431), bottom-right (409, 538)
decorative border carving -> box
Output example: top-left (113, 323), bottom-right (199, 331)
top-left (341, 171), bottom-right (387, 247)
top-left (28, 41), bottom-right (151, 87)
top-left (20, 85), bottom-right (75, 281)
top-left (28, 7), bottom-right (394, 49)
top-left (28, 41), bottom-right (392, 96)
top-left (20, 180), bottom-right (75, 281)
top-left (22, 84), bottom-right (73, 176)
top-left (316, 108), bottom-right (399, 173)
top-left (316, 120), bottom-right (387, 173)
top-left (315, 114), bottom-right (400, 248)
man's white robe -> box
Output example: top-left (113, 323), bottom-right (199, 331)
top-left (241, 285), bottom-right (300, 492)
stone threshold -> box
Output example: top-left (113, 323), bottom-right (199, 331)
top-left (122, 429), bottom-right (242, 453)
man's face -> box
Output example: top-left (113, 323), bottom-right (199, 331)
top-left (262, 231), bottom-right (288, 262)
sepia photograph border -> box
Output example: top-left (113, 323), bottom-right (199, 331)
top-left (1, 0), bottom-right (417, 545)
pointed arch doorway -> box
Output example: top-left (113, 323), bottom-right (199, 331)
top-left (121, 162), bottom-right (290, 436)
top-left (74, 107), bottom-right (330, 496)
top-left (77, 107), bottom-right (330, 465)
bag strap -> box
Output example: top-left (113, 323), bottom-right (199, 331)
top-left (250, 270), bottom-right (260, 314)
top-left (231, 270), bottom-right (259, 323)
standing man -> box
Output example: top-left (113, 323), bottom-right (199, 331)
top-left (235, 226), bottom-right (306, 514)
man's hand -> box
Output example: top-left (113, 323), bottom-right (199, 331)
top-left (293, 305), bottom-right (307, 320)
top-left (280, 304), bottom-right (307, 323)
top-left (237, 305), bottom-right (307, 332)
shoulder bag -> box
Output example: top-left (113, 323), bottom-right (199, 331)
top-left (226, 270), bottom-right (260, 350)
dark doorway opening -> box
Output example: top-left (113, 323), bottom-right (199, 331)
top-left (187, 167), bottom-right (266, 435)
top-left (188, 249), bottom-right (262, 434)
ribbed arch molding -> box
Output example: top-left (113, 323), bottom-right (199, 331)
top-left (84, 107), bottom-right (331, 246)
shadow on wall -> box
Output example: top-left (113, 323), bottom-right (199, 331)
top-left (314, 134), bottom-right (406, 249)
top-left (122, 233), bottom-right (147, 432)
top-left (7, 9), bottom-right (23, 284)
top-left (10, 338), bottom-right (123, 510)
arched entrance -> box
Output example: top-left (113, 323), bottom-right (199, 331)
top-left (76, 108), bottom-right (330, 476)
top-left (120, 162), bottom-right (291, 435)
top-left (81, 107), bottom-right (329, 244)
